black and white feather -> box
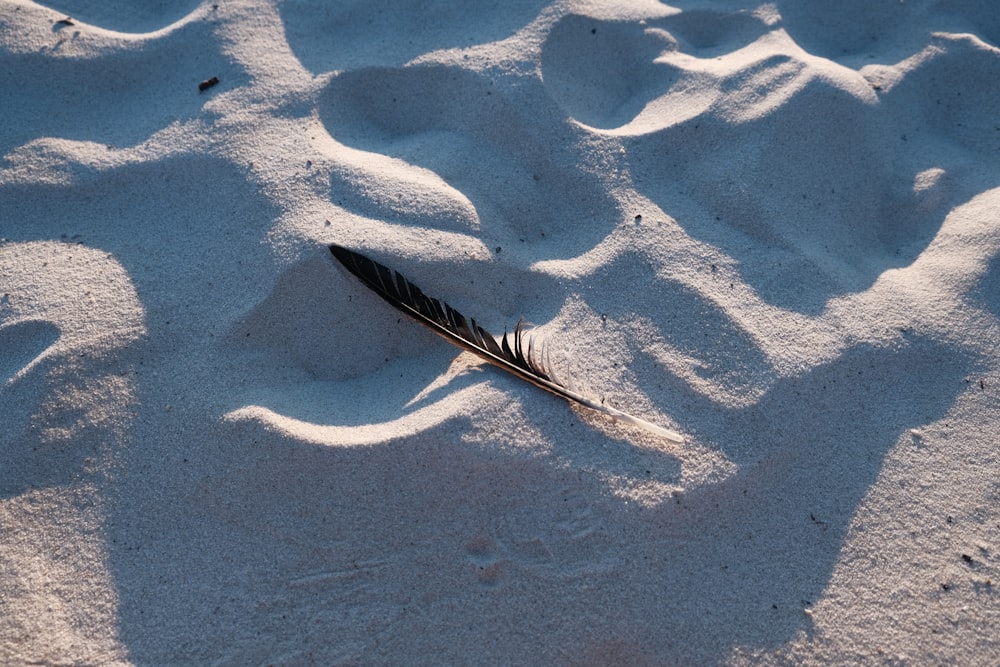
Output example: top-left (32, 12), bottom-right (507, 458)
top-left (330, 244), bottom-right (684, 443)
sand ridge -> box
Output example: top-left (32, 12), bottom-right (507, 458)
top-left (2, 0), bottom-right (999, 664)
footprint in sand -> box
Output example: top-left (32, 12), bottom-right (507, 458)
top-left (318, 64), bottom-right (621, 260)
top-left (0, 241), bottom-right (145, 494)
top-left (0, 2), bottom-right (242, 150)
top-left (540, 11), bottom-right (771, 129)
top-left (0, 241), bottom-right (144, 659)
top-left (464, 534), bottom-right (506, 585)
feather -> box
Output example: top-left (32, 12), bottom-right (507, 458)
top-left (330, 244), bottom-right (684, 443)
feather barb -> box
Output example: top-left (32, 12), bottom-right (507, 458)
top-left (330, 244), bottom-right (684, 443)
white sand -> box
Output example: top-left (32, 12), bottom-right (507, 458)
top-left (2, 0), bottom-right (999, 664)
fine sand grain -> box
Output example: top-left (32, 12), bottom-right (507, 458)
top-left (2, 1), bottom-right (999, 664)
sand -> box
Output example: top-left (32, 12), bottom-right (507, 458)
top-left (2, 0), bottom-right (999, 664)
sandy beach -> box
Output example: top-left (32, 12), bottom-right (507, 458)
top-left (2, 0), bottom-right (999, 664)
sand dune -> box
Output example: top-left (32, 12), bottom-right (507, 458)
top-left (2, 0), bottom-right (998, 664)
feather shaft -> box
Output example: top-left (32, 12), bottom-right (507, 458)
top-left (330, 244), bottom-right (683, 443)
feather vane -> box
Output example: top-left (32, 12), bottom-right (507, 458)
top-left (330, 244), bottom-right (683, 443)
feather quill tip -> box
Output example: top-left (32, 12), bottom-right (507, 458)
top-left (621, 415), bottom-right (685, 444)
